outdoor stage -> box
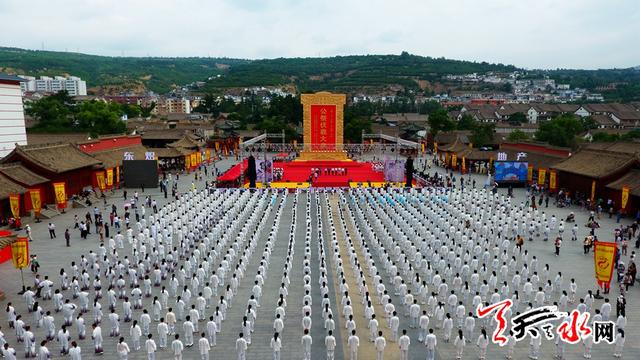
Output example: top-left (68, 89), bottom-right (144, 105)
top-left (217, 159), bottom-right (393, 188)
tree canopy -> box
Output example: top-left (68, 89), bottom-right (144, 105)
top-left (26, 91), bottom-right (128, 137)
top-left (534, 114), bottom-right (585, 148)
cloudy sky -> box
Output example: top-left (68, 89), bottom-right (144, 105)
top-left (1, 0), bottom-right (638, 69)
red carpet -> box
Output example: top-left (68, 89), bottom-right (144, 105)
top-left (217, 160), bottom-right (385, 187)
top-left (275, 160), bottom-right (384, 187)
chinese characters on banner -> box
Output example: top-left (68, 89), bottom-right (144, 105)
top-left (53, 182), bottom-right (67, 209)
top-left (145, 151), bottom-right (156, 160)
top-left (9, 194), bottom-right (20, 219)
top-left (95, 171), bottom-right (106, 191)
top-left (549, 170), bottom-right (557, 191)
top-left (11, 236), bottom-right (29, 269)
top-left (538, 168), bottom-right (546, 186)
top-left (621, 185), bottom-right (630, 210)
top-left (310, 104), bottom-right (336, 151)
top-left (593, 241), bottom-right (617, 288)
top-left (29, 189), bottom-right (41, 216)
top-left (477, 300), bottom-right (616, 347)
top-left (527, 165), bottom-right (534, 183)
top-left (123, 151), bottom-right (135, 161)
top-left (106, 168), bottom-right (114, 188)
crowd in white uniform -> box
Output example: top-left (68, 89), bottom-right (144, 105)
top-left (0, 184), bottom-right (629, 360)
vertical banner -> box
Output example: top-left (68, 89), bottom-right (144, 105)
top-left (621, 185), bottom-right (630, 210)
top-left (421, 143), bottom-right (425, 153)
top-left (205, 149), bottom-right (211, 163)
top-left (9, 194), bottom-right (20, 219)
top-left (537, 168), bottom-right (546, 186)
top-left (106, 168), bottom-right (114, 188)
top-left (527, 165), bottom-right (533, 183)
top-left (461, 157), bottom-right (466, 173)
top-left (451, 154), bottom-right (457, 170)
top-left (29, 189), bottom-right (41, 216)
top-left (115, 166), bottom-right (120, 185)
top-left (53, 182), bottom-right (67, 209)
top-left (434, 142), bottom-right (438, 154)
top-left (593, 241), bottom-right (617, 288)
top-left (310, 104), bottom-right (337, 151)
top-left (196, 151), bottom-right (202, 165)
top-left (190, 153), bottom-right (197, 168)
top-left (591, 180), bottom-right (596, 202)
top-left (11, 236), bottom-right (29, 269)
top-left (549, 170), bottom-right (557, 192)
top-left (95, 171), bottom-right (106, 191)
top-left (185, 155), bottom-right (191, 170)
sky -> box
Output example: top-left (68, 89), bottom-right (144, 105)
top-left (1, 0), bottom-right (638, 69)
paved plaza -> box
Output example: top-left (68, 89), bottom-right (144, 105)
top-left (0, 155), bottom-right (638, 360)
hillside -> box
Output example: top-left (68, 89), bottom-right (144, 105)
top-left (204, 52), bottom-right (519, 92)
top-left (0, 47), bottom-right (248, 93)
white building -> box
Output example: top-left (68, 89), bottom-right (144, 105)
top-left (23, 75), bottom-right (87, 96)
top-left (0, 74), bottom-right (28, 157)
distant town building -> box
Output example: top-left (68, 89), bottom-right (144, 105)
top-left (20, 75), bottom-right (87, 96)
top-left (0, 74), bottom-right (28, 157)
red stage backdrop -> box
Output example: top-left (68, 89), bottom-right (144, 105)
top-left (310, 105), bottom-right (336, 151)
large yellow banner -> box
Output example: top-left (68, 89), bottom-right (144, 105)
top-left (461, 156), bottom-right (466, 173)
top-left (196, 152), bottom-right (202, 164)
top-left (538, 168), bottom-right (546, 186)
top-left (621, 186), bottom-right (630, 210)
top-left (185, 155), bottom-right (191, 170)
top-left (591, 180), bottom-right (596, 202)
top-left (9, 194), bottom-right (20, 219)
top-left (29, 189), bottom-right (41, 216)
top-left (116, 166), bottom-right (120, 184)
top-left (106, 168), bottom-right (114, 187)
top-left (190, 153), bottom-right (197, 167)
top-left (527, 165), bottom-right (533, 182)
top-left (53, 182), bottom-right (66, 209)
top-left (205, 149), bottom-right (211, 162)
top-left (11, 236), bottom-right (29, 269)
top-left (451, 154), bottom-right (457, 169)
top-left (594, 241), bottom-right (616, 287)
top-left (549, 170), bottom-right (557, 191)
top-left (96, 171), bottom-right (106, 191)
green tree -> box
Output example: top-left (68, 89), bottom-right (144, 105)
top-left (254, 116), bottom-right (296, 142)
top-left (75, 101), bottom-right (127, 137)
top-left (591, 132), bottom-right (620, 142)
top-left (140, 102), bottom-right (156, 118)
top-left (26, 92), bottom-right (74, 132)
top-left (508, 112), bottom-right (527, 125)
top-left (457, 113), bottom-right (476, 130)
top-left (344, 117), bottom-right (372, 143)
top-left (507, 129), bottom-right (530, 142)
top-left (428, 109), bottom-right (455, 135)
top-left (471, 122), bottom-right (496, 147)
top-left (535, 114), bottom-right (584, 147)
top-left (121, 104), bottom-right (141, 119)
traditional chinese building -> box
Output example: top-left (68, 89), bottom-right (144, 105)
top-left (0, 143), bottom-right (102, 205)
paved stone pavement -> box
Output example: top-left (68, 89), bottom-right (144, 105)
top-left (0, 153), bottom-right (638, 360)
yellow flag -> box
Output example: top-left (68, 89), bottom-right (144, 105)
top-left (106, 168), bottom-right (114, 187)
top-left (621, 186), bottom-right (630, 210)
top-left (538, 169), bottom-right (546, 186)
top-left (9, 194), bottom-right (20, 219)
top-left (53, 182), bottom-right (66, 209)
top-left (594, 241), bottom-right (616, 287)
top-left (11, 236), bottom-right (29, 269)
top-left (29, 189), bottom-right (41, 215)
